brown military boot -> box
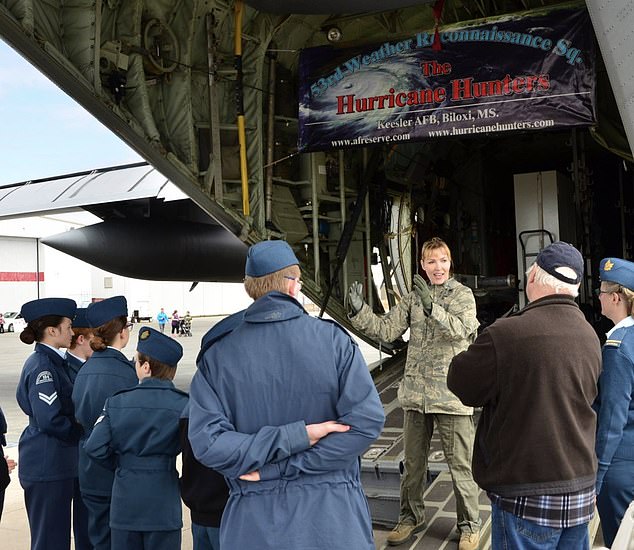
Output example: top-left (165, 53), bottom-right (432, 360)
top-left (386, 521), bottom-right (426, 546)
top-left (458, 530), bottom-right (480, 550)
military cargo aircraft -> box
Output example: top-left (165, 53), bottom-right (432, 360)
top-left (0, 0), bottom-right (631, 340)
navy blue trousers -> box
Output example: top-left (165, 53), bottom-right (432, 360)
top-left (22, 478), bottom-right (74, 550)
top-left (82, 493), bottom-right (111, 550)
top-left (111, 528), bottom-right (181, 550)
top-left (72, 479), bottom-right (91, 550)
top-left (597, 458), bottom-right (634, 547)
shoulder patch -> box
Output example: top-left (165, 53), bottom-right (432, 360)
top-left (604, 339), bottom-right (622, 348)
top-left (35, 371), bottom-right (54, 385)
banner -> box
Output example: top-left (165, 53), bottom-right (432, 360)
top-left (298, 7), bottom-right (595, 152)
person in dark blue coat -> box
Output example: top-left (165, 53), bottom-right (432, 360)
top-left (180, 313), bottom-right (243, 550)
top-left (15, 297), bottom-right (82, 550)
top-left (64, 308), bottom-right (94, 383)
top-left (72, 296), bottom-right (136, 550)
top-left (85, 326), bottom-right (188, 550)
top-left (0, 405), bottom-right (17, 521)
top-left (62, 307), bottom-right (93, 550)
top-left (594, 257), bottom-right (634, 546)
top-left (188, 240), bottom-right (385, 550)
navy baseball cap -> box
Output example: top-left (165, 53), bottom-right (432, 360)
top-left (21, 298), bottom-right (77, 323)
top-left (86, 296), bottom-right (128, 327)
top-left (137, 326), bottom-right (182, 367)
top-left (600, 257), bottom-right (634, 291)
top-left (245, 240), bottom-right (299, 277)
top-left (535, 241), bottom-right (583, 285)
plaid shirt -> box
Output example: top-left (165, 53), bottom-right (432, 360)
top-left (488, 487), bottom-right (595, 528)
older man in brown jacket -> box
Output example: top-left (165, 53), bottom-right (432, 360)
top-left (448, 241), bottom-right (601, 550)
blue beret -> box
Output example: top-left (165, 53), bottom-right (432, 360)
top-left (137, 326), bottom-right (182, 367)
top-left (20, 298), bottom-right (77, 323)
top-left (72, 308), bottom-right (91, 329)
top-left (535, 241), bottom-right (583, 285)
top-left (86, 296), bottom-right (128, 328)
top-left (600, 257), bottom-right (634, 290)
top-left (245, 240), bottom-right (299, 277)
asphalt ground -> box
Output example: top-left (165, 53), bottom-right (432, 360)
top-left (0, 315), bottom-right (390, 549)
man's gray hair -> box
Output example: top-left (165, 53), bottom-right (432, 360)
top-left (527, 263), bottom-right (580, 297)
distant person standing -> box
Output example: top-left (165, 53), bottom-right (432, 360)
top-left (15, 298), bottom-right (82, 550)
top-left (63, 307), bottom-right (93, 550)
top-left (448, 242), bottom-right (602, 550)
top-left (157, 308), bottom-right (169, 334)
top-left (85, 327), bottom-right (188, 550)
top-left (1, 405), bottom-right (17, 522)
top-left (189, 240), bottom-right (385, 550)
top-left (72, 296), bottom-right (137, 550)
top-left (594, 258), bottom-right (634, 547)
top-left (171, 310), bottom-right (180, 335)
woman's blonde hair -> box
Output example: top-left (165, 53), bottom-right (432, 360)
top-left (244, 265), bottom-right (300, 300)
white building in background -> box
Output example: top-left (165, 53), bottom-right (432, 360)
top-left (0, 213), bottom-right (252, 318)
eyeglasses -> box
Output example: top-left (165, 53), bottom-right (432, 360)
top-left (125, 322), bottom-right (133, 329)
top-left (284, 276), bottom-right (302, 288)
top-left (594, 287), bottom-right (621, 297)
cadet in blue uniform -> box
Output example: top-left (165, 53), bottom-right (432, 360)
top-left (85, 326), bottom-right (188, 550)
top-left (594, 257), bottom-right (634, 546)
top-left (72, 296), bottom-right (136, 550)
top-left (65, 308), bottom-right (94, 382)
top-left (189, 240), bottom-right (385, 550)
top-left (63, 307), bottom-right (93, 550)
top-left (15, 297), bottom-right (82, 550)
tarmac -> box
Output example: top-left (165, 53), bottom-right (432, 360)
top-left (0, 315), bottom-right (391, 549)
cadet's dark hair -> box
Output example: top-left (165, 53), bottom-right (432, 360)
top-left (20, 315), bottom-right (65, 345)
top-left (137, 352), bottom-right (176, 381)
top-left (70, 327), bottom-right (93, 349)
top-left (90, 315), bottom-right (127, 351)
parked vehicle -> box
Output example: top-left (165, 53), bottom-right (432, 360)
top-left (3, 311), bottom-right (27, 333)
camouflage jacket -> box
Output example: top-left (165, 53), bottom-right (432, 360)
top-left (351, 278), bottom-right (479, 414)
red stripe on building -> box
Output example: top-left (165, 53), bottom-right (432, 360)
top-left (0, 272), bottom-right (45, 282)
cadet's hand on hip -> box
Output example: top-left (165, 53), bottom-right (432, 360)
top-left (413, 274), bottom-right (432, 315)
top-left (306, 421), bottom-right (350, 446)
top-left (346, 281), bottom-right (365, 316)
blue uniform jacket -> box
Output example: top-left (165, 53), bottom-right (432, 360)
top-left (189, 292), bottom-right (385, 550)
top-left (594, 324), bottom-right (634, 493)
top-left (64, 352), bottom-right (84, 384)
top-left (84, 378), bottom-right (188, 531)
top-left (72, 347), bottom-right (137, 495)
top-left (16, 344), bottom-right (82, 482)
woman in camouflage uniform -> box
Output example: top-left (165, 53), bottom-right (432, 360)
top-left (347, 237), bottom-right (481, 549)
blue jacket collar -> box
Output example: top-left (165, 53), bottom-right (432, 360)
top-left (35, 342), bottom-right (65, 367)
top-left (244, 291), bottom-right (306, 324)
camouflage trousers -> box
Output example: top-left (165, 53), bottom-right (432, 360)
top-left (399, 410), bottom-right (481, 534)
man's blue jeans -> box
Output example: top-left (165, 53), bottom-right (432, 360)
top-left (191, 523), bottom-right (221, 550)
top-left (491, 502), bottom-right (589, 549)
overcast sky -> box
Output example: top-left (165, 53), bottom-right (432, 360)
top-left (0, 39), bottom-right (143, 187)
